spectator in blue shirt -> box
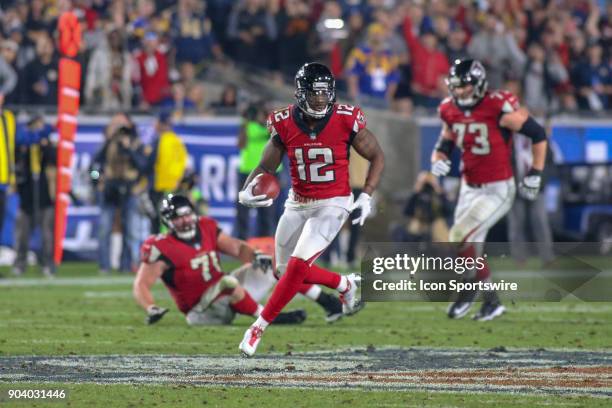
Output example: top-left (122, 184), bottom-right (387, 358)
top-left (160, 79), bottom-right (197, 118)
top-left (171, 0), bottom-right (223, 67)
top-left (345, 23), bottom-right (400, 107)
top-left (572, 43), bottom-right (612, 111)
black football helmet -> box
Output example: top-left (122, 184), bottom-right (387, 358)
top-left (159, 194), bottom-right (197, 240)
top-left (446, 59), bottom-right (488, 108)
top-left (295, 62), bottom-right (336, 119)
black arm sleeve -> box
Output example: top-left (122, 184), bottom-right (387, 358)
top-left (435, 137), bottom-right (455, 156)
top-left (519, 116), bottom-right (547, 144)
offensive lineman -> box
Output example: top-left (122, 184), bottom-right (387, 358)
top-left (133, 194), bottom-right (342, 326)
top-left (238, 62), bottom-right (385, 356)
top-left (431, 59), bottom-right (548, 321)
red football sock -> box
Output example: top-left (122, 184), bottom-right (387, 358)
top-left (475, 260), bottom-right (491, 281)
top-left (261, 256), bottom-right (309, 323)
top-left (275, 269), bottom-right (314, 296)
top-left (458, 244), bottom-right (491, 281)
top-left (298, 283), bottom-right (314, 295)
top-left (458, 244), bottom-right (476, 259)
top-left (230, 291), bottom-right (259, 316)
top-left (304, 263), bottom-right (341, 289)
top-left (275, 269), bottom-right (315, 296)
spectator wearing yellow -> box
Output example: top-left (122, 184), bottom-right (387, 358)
top-left (149, 111), bottom-right (188, 233)
top-left (0, 103), bottom-right (16, 239)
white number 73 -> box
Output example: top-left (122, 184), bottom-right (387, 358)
top-left (452, 122), bottom-right (490, 155)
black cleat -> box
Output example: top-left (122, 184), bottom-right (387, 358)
top-left (316, 292), bottom-right (343, 323)
top-left (271, 309), bottom-right (307, 325)
top-left (473, 291), bottom-right (505, 321)
top-left (447, 288), bottom-right (478, 319)
top-left (473, 301), bottom-right (506, 321)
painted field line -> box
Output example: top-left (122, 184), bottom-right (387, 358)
top-left (3, 339), bottom-right (240, 347)
top-left (0, 310), bottom-right (138, 316)
top-left (0, 277), bottom-right (134, 287)
top-left (82, 290), bottom-right (170, 299)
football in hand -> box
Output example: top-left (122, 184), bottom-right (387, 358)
top-left (252, 173), bottom-right (280, 200)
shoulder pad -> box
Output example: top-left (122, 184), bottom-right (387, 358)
top-left (440, 96), bottom-right (453, 106)
top-left (141, 235), bottom-right (166, 264)
top-left (198, 215), bottom-right (217, 231)
top-left (336, 104), bottom-right (366, 133)
top-left (267, 106), bottom-right (292, 135)
top-left (438, 98), bottom-right (453, 118)
top-left (268, 106), bottom-right (291, 125)
top-left (489, 90), bottom-right (520, 113)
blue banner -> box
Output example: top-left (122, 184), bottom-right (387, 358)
top-left (1, 117), bottom-right (241, 261)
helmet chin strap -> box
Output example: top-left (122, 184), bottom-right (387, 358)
top-left (457, 96), bottom-right (476, 107)
top-left (303, 100), bottom-right (329, 119)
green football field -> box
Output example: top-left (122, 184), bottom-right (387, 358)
top-left (1, 262), bottom-right (612, 407)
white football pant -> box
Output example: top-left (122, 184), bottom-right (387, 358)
top-left (275, 192), bottom-right (353, 277)
top-left (450, 178), bottom-right (516, 250)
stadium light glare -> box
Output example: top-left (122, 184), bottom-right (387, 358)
top-left (323, 18), bottom-right (345, 30)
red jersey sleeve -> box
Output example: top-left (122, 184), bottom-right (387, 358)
top-left (352, 106), bottom-right (367, 133)
top-left (336, 104), bottom-right (366, 143)
top-left (141, 236), bottom-right (163, 264)
top-left (266, 106), bottom-right (292, 145)
top-left (198, 216), bottom-right (221, 248)
top-left (437, 97), bottom-right (453, 126)
top-left (489, 90), bottom-right (520, 114)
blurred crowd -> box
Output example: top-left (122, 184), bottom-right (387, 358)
top-left (0, 109), bottom-right (199, 276)
top-left (0, 0), bottom-right (609, 117)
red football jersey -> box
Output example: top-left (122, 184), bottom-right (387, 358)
top-left (140, 217), bottom-right (224, 314)
top-left (438, 90), bottom-right (520, 184)
top-left (267, 104), bottom-right (366, 199)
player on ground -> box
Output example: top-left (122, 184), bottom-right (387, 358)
top-left (237, 62), bottom-right (385, 356)
top-left (133, 194), bottom-right (342, 326)
top-left (431, 59), bottom-right (547, 321)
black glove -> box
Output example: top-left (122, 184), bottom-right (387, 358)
top-left (252, 251), bottom-right (273, 273)
top-left (146, 305), bottom-right (169, 325)
top-left (518, 168), bottom-right (542, 201)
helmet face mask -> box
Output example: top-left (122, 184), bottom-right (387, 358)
top-left (160, 195), bottom-right (197, 240)
top-left (446, 59), bottom-right (488, 108)
top-left (295, 63), bottom-right (336, 119)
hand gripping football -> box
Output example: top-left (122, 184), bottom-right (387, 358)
top-left (252, 173), bottom-right (280, 200)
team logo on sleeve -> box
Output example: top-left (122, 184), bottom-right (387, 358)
top-left (357, 111), bottom-right (366, 126)
top-left (147, 243), bottom-right (161, 263)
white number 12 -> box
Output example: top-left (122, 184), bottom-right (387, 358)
top-left (295, 147), bottom-right (335, 182)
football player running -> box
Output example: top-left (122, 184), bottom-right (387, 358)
top-left (431, 59), bottom-right (547, 321)
top-left (238, 62), bottom-right (385, 356)
top-left (133, 194), bottom-right (342, 326)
